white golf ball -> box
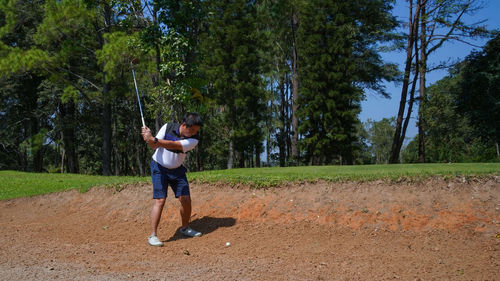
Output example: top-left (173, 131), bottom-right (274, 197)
top-left (225, 242), bottom-right (231, 247)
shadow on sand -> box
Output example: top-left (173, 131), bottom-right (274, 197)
top-left (165, 216), bottom-right (236, 242)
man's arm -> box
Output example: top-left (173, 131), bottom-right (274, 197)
top-left (141, 126), bottom-right (184, 151)
top-left (152, 138), bottom-right (184, 151)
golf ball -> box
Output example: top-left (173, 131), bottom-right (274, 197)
top-left (225, 242), bottom-right (231, 247)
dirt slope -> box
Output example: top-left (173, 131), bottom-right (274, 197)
top-left (1, 177), bottom-right (499, 280)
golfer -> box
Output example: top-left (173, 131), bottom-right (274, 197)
top-left (141, 112), bottom-right (203, 247)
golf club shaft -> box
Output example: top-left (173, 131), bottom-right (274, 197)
top-left (131, 66), bottom-right (145, 127)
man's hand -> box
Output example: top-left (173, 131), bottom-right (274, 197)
top-left (141, 126), bottom-right (153, 143)
top-left (142, 126), bottom-right (159, 150)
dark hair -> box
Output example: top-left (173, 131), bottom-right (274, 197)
top-left (182, 112), bottom-right (203, 127)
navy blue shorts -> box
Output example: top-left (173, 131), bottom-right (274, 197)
top-left (150, 160), bottom-right (190, 199)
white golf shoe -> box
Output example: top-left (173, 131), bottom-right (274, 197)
top-left (179, 227), bottom-right (202, 237)
top-left (148, 235), bottom-right (164, 247)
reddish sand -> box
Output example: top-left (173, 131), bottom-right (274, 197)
top-left (1, 177), bottom-right (499, 280)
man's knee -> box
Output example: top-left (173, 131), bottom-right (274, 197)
top-left (178, 195), bottom-right (191, 206)
top-left (154, 198), bottom-right (166, 206)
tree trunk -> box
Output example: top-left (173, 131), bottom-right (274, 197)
top-left (102, 81), bottom-right (112, 176)
top-left (400, 67), bottom-right (419, 154)
top-left (60, 101), bottom-right (78, 173)
top-left (255, 144), bottom-right (261, 168)
top-left (397, 5), bottom-right (421, 161)
top-left (227, 138), bottom-right (234, 169)
top-left (238, 150), bottom-right (245, 168)
top-left (113, 118), bottom-right (120, 176)
top-left (153, 5), bottom-right (162, 132)
top-left (279, 72), bottom-right (286, 166)
top-left (135, 145), bottom-right (144, 176)
top-left (266, 135), bottom-right (270, 166)
top-left (390, 0), bottom-right (419, 163)
top-left (418, 1), bottom-right (427, 163)
top-left (290, 9), bottom-right (299, 162)
top-left (31, 118), bottom-right (43, 172)
top-left (285, 74), bottom-right (291, 162)
top-left (60, 131), bottom-right (65, 173)
top-left (100, 3), bottom-right (113, 175)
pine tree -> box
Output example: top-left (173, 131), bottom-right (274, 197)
top-left (0, 0), bottom-right (47, 171)
top-left (296, 0), bottom-right (397, 165)
top-left (201, 0), bottom-right (267, 168)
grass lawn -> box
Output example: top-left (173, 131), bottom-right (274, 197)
top-left (0, 171), bottom-right (148, 200)
top-left (1, 163), bottom-right (499, 200)
top-left (190, 163), bottom-right (500, 187)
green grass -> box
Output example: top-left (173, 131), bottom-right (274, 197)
top-left (1, 163), bottom-right (499, 200)
top-left (0, 171), bottom-right (149, 200)
top-left (190, 163), bottom-right (500, 187)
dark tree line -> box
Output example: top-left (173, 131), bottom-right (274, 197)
top-left (0, 0), bottom-right (496, 175)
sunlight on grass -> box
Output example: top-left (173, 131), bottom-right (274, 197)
top-left (0, 171), bottom-right (148, 200)
top-left (1, 163), bottom-right (498, 200)
top-left (189, 163), bottom-right (500, 187)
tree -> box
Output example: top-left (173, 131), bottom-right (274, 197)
top-left (201, 0), bottom-right (267, 168)
top-left (296, 0), bottom-right (397, 165)
top-left (416, 33), bottom-right (500, 163)
top-left (389, 0), bottom-right (421, 164)
top-left (457, 34), bottom-right (500, 159)
top-left (0, 0), bottom-right (47, 172)
top-left (390, 0), bottom-right (492, 163)
top-left (260, 0), bottom-right (296, 166)
top-left (32, 0), bottom-right (103, 173)
top-left (421, 73), bottom-right (473, 162)
top-left (354, 122), bottom-right (373, 164)
top-left (366, 118), bottom-right (396, 164)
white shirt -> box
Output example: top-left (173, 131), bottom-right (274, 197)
top-left (151, 123), bottom-right (199, 169)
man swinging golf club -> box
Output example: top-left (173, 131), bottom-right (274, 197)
top-left (141, 112), bottom-right (203, 247)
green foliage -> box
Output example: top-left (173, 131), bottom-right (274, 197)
top-left (200, 0), bottom-right (267, 167)
top-left (296, 0), bottom-right (398, 165)
top-left (0, 0), bottom-right (48, 76)
top-left (457, 34), bottom-right (500, 148)
top-left (95, 32), bottom-right (144, 82)
top-left (422, 75), bottom-right (473, 162)
top-left (401, 137), bottom-right (419, 163)
top-left (0, 48), bottom-right (52, 75)
top-left (148, 30), bottom-right (197, 119)
top-left (420, 35), bottom-right (500, 163)
top-left (365, 117), bottom-right (396, 164)
top-left (3, 0), bottom-right (495, 176)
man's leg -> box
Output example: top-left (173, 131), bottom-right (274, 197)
top-left (150, 198), bottom-right (166, 237)
top-left (178, 195), bottom-right (201, 237)
top-left (178, 195), bottom-right (191, 229)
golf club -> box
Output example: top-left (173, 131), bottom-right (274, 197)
top-left (131, 62), bottom-right (145, 127)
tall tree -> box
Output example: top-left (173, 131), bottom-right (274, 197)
top-left (389, 0), bottom-right (421, 164)
top-left (0, 0), bottom-right (48, 172)
top-left (390, 0), bottom-right (491, 163)
top-left (457, 34), bottom-right (500, 159)
top-left (201, 0), bottom-right (267, 168)
top-left (33, 0), bottom-right (102, 173)
top-left (296, 0), bottom-right (397, 165)
top-left (421, 71), bottom-right (473, 162)
top-left (261, 0), bottom-right (295, 166)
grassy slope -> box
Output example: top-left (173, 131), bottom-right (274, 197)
top-left (1, 163), bottom-right (499, 200)
top-left (0, 171), bottom-right (147, 200)
top-left (190, 163), bottom-right (500, 187)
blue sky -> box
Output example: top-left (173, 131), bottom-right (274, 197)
top-left (359, 0), bottom-right (500, 143)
